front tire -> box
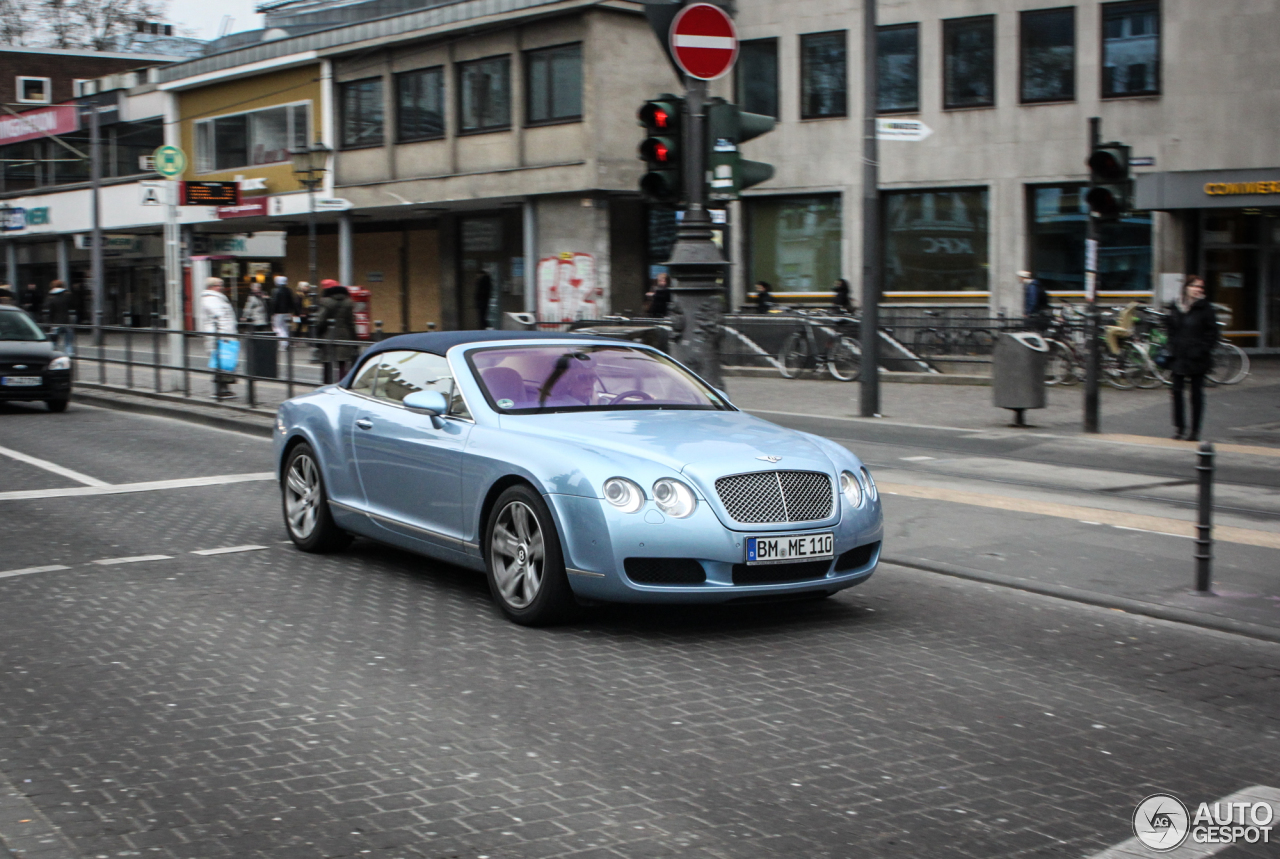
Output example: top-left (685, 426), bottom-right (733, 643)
top-left (282, 442), bottom-right (352, 552)
top-left (485, 485), bottom-right (574, 626)
top-left (46, 398), bottom-right (69, 412)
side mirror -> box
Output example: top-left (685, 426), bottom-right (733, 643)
top-left (403, 390), bottom-right (448, 416)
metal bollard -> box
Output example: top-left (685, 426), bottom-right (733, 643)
top-left (1195, 441), bottom-right (1215, 593)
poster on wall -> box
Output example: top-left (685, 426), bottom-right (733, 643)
top-left (537, 252), bottom-right (605, 321)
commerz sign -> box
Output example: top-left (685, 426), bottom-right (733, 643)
top-left (1136, 168), bottom-right (1280, 209)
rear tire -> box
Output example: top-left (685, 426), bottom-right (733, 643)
top-left (826, 337), bottom-right (860, 381)
top-left (1207, 342), bottom-right (1248, 385)
top-left (46, 398), bottom-right (68, 412)
top-left (282, 442), bottom-right (352, 553)
top-left (779, 333), bottom-right (810, 379)
top-left (485, 485), bottom-right (575, 626)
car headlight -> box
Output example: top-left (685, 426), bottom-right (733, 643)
top-left (860, 466), bottom-right (878, 502)
top-left (47, 356), bottom-right (71, 371)
top-left (840, 470), bottom-right (863, 507)
top-left (603, 477), bottom-right (644, 513)
top-left (652, 478), bottom-right (696, 518)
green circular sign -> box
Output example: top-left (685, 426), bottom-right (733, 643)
top-left (153, 145), bottom-right (187, 178)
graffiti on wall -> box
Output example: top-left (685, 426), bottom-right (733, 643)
top-left (537, 252), bottom-right (604, 321)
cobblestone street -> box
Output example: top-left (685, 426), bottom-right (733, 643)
top-left (1, 404), bottom-right (1278, 859)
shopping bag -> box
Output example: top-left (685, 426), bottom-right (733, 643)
top-left (207, 338), bottom-right (241, 372)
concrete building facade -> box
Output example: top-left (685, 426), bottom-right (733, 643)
top-left (731, 0), bottom-right (1280, 349)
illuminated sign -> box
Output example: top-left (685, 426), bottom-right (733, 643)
top-left (182, 181), bottom-right (240, 206)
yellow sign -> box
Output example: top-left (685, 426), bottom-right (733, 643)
top-left (1204, 181), bottom-right (1280, 196)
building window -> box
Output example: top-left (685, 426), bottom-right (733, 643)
top-left (526, 43), bottom-right (582, 125)
top-left (800, 31), bottom-right (846, 119)
top-left (877, 24), bottom-right (919, 113)
top-left (16, 76), bottom-right (51, 104)
top-left (196, 102), bottom-right (311, 171)
top-left (397, 67), bottom-right (444, 142)
top-left (458, 56), bottom-right (511, 134)
top-left (943, 16), bottom-right (996, 109)
top-left (339, 78), bottom-right (384, 149)
top-left (884, 188), bottom-right (990, 292)
top-left (1102, 1), bottom-right (1159, 97)
top-left (1021, 8), bottom-right (1075, 103)
top-left (736, 38), bottom-right (778, 118)
top-left (747, 195), bottom-right (843, 292)
top-left (1027, 183), bottom-right (1152, 293)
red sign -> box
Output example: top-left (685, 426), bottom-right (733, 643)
top-left (216, 197), bottom-right (267, 219)
top-left (670, 3), bottom-right (738, 81)
top-left (0, 104), bottom-right (79, 146)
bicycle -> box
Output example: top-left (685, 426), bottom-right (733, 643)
top-left (778, 310), bottom-right (861, 381)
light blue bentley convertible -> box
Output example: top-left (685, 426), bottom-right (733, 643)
top-left (275, 331), bottom-right (883, 625)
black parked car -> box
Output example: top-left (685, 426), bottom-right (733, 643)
top-left (0, 305), bottom-right (71, 412)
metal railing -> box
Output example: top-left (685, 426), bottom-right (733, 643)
top-left (47, 311), bottom-right (1038, 407)
top-left (45, 323), bottom-right (370, 411)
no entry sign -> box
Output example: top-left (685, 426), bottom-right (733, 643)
top-left (670, 3), bottom-right (738, 81)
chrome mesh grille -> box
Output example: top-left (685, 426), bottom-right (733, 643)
top-left (715, 470), bottom-right (834, 524)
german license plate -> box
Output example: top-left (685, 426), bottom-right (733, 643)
top-left (745, 532), bottom-right (834, 565)
top-left (0, 376), bottom-right (41, 387)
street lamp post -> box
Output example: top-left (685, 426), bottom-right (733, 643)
top-left (291, 140), bottom-right (331, 288)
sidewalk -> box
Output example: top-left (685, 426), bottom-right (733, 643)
top-left (723, 356), bottom-right (1280, 448)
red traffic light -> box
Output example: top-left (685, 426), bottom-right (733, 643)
top-left (640, 138), bottom-right (673, 163)
top-left (639, 99), bottom-right (679, 130)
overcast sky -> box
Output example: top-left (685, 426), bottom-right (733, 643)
top-left (167, 0), bottom-right (264, 40)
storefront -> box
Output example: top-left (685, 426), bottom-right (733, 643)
top-left (882, 187), bottom-right (989, 301)
top-left (1026, 183), bottom-right (1153, 297)
top-left (745, 194), bottom-right (843, 297)
top-left (1137, 168), bottom-right (1280, 350)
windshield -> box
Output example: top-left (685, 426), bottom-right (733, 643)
top-left (0, 310), bottom-right (46, 342)
top-left (469, 344), bottom-right (731, 413)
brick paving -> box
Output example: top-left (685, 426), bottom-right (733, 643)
top-left (0, 406), bottom-right (1278, 859)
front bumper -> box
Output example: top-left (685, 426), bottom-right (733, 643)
top-left (0, 372), bottom-right (71, 401)
top-left (547, 492), bottom-right (883, 604)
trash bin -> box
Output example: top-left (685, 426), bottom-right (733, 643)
top-left (246, 334), bottom-right (278, 379)
top-left (502, 312), bottom-right (538, 331)
top-left (992, 331), bottom-right (1048, 426)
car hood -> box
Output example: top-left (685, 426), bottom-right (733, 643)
top-left (498, 409), bottom-right (837, 488)
top-left (0, 339), bottom-right (54, 364)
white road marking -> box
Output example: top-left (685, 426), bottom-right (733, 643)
top-left (1086, 785), bottom-right (1280, 859)
top-left (0, 443), bottom-right (108, 487)
top-left (0, 472), bottom-right (274, 502)
top-left (91, 555), bottom-right (173, 566)
top-left (191, 545), bottom-right (268, 556)
top-left (1113, 525), bottom-right (1194, 539)
top-left (899, 455), bottom-right (936, 462)
top-left (0, 565), bottom-right (71, 579)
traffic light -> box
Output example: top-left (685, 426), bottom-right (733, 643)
top-left (638, 94), bottom-right (684, 205)
top-left (1086, 142), bottom-right (1131, 219)
top-left (705, 98), bottom-right (776, 201)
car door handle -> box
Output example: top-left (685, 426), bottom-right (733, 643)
top-left (356, 418), bottom-right (373, 430)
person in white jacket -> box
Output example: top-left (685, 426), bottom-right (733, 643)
top-left (197, 276), bottom-right (238, 399)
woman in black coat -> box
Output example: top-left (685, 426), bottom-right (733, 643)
top-left (1166, 276), bottom-right (1218, 442)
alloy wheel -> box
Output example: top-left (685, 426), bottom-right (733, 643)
top-left (285, 453), bottom-right (321, 539)
top-left (490, 501), bottom-right (546, 609)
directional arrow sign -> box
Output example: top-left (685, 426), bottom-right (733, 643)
top-left (876, 118), bottom-right (933, 142)
top-left (670, 2), bottom-right (738, 81)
